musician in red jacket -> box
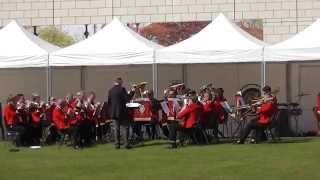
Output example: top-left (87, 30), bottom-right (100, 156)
top-left (4, 96), bottom-right (17, 128)
top-left (177, 94), bottom-right (203, 145)
top-left (238, 86), bottom-right (277, 144)
top-left (4, 95), bottom-right (26, 146)
top-left (52, 99), bottom-right (71, 144)
top-left (213, 88), bottom-right (231, 124)
top-left (201, 91), bottom-right (219, 141)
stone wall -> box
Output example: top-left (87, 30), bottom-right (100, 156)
top-left (0, 0), bottom-right (320, 43)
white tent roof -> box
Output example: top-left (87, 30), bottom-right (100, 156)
top-left (0, 20), bottom-right (59, 68)
top-left (157, 13), bottom-right (266, 64)
top-left (51, 18), bottom-right (162, 66)
top-left (266, 19), bottom-right (320, 62)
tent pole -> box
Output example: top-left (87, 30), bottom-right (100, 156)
top-left (263, 47), bottom-right (266, 87)
top-left (260, 47), bottom-right (266, 92)
top-left (152, 50), bottom-right (158, 98)
top-left (46, 54), bottom-right (50, 101)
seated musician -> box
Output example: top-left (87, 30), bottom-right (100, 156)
top-left (201, 90), bottom-right (219, 141)
top-left (52, 99), bottom-right (71, 144)
top-left (313, 92), bottom-right (320, 135)
top-left (177, 94), bottom-right (203, 145)
top-left (237, 86), bottom-right (277, 144)
top-left (162, 88), bottom-right (182, 148)
top-left (29, 93), bottom-right (44, 145)
top-left (213, 88), bottom-right (232, 124)
top-left (4, 95), bottom-right (26, 146)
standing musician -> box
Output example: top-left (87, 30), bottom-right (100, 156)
top-left (313, 92), bottom-right (320, 135)
top-left (237, 85), bottom-right (278, 144)
top-left (177, 93), bottom-right (203, 145)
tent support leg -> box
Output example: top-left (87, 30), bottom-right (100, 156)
top-left (152, 50), bottom-right (158, 98)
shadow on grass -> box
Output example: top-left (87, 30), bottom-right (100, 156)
top-left (133, 141), bottom-right (169, 149)
top-left (266, 137), bottom-right (315, 144)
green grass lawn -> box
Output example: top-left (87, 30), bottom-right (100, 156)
top-left (0, 138), bottom-right (320, 180)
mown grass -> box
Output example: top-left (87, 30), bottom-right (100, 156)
top-left (0, 138), bottom-right (319, 180)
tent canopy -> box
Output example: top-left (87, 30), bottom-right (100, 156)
top-left (0, 20), bottom-right (59, 68)
top-left (157, 13), bottom-right (267, 64)
top-left (51, 18), bottom-right (162, 66)
top-left (266, 19), bottom-right (320, 62)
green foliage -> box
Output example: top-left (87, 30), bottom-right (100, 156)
top-left (38, 27), bottom-right (75, 47)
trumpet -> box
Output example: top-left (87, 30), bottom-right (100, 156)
top-left (170, 83), bottom-right (185, 91)
top-left (200, 83), bottom-right (213, 91)
top-left (132, 82), bottom-right (148, 89)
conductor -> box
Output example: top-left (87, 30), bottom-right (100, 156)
top-left (108, 77), bottom-right (134, 149)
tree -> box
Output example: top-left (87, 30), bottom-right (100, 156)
top-left (38, 27), bottom-right (75, 48)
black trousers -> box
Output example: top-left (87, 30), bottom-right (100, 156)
top-left (113, 120), bottom-right (129, 147)
top-left (6, 125), bottom-right (27, 147)
top-left (146, 120), bottom-right (159, 140)
top-left (239, 117), bottom-right (268, 143)
top-left (167, 121), bottom-right (181, 144)
top-left (0, 120), bottom-right (5, 141)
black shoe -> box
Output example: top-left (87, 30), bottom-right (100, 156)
top-left (171, 143), bottom-right (178, 149)
top-left (125, 145), bottom-right (132, 149)
top-left (115, 145), bottom-right (120, 149)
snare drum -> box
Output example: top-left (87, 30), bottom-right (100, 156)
top-left (132, 98), bottom-right (152, 122)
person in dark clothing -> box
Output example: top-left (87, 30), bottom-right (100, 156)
top-left (145, 90), bottom-right (161, 140)
top-left (0, 102), bottom-right (5, 140)
top-left (107, 77), bottom-right (134, 149)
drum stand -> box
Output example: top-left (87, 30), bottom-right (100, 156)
top-left (231, 110), bottom-right (251, 140)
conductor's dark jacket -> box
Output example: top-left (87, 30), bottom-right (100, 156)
top-left (108, 85), bottom-right (133, 123)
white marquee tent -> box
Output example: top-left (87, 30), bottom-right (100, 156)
top-left (266, 19), bottom-right (320, 62)
top-left (50, 18), bottom-right (162, 66)
top-left (0, 20), bottom-right (59, 68)
top-left (156, 13), bottom-right (267, 64)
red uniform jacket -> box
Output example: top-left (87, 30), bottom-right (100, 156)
top-left (4, 104), bottom-right (17, 126)
top-left (52, 107), bottom-right (69, 130)
top-left (177, 103), bottom-right (203, 129)
top-left (30, 107), bottom-right (41, 124)
top-left (201, 100), bottom-right (214, 127)
top-left (213, 97), bottom-right (228, 124)
top-left (45, 104), bottom-right (56, 123)
top-left (257, 96), bottom-right (278, 125)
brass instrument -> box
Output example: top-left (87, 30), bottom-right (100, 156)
top-left (199, 83), bottom-right (214, 92)
top-left (132, 82), bottom-right (148, 89)
top-left (170, 83), bottom-right (185, 91)
top-left (233, 96), bottom-right (275, 111)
